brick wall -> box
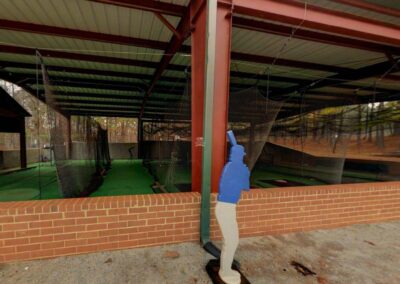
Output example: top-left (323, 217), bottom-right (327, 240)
top-left (1, 182), bottom-right (400, 263)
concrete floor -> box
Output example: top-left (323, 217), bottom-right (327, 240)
top-left (1, 221), bottom-right (399, 284)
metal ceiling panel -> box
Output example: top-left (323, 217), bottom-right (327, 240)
top-left (232, 27), bottom-right (387, 69)
top-left (301, 0), bottom-right (400, 26)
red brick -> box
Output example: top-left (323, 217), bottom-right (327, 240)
top-left (17, 244), bottom-right (41, 252)
top-left (108, 222), bottom-right (128, 229)
top-left (87, 210), bottom-right (107, 217)
top-left (147, 231), bottom-right (165, 238)
top-left (64, 211), bottom-right (85, 218)
top-left (119, 215), bottom-right (138, 221)
top-left (108, 235), bottom-right (128, 242)
top-left (118, 240), bottom-right (138, 248)
top-left (77, 231), bottom-right (98, 239)
top-left (119, 227), bottom-right (138, 235)
top-left (108, 208), bottom-right (128, 215)
top-left (29, 221), bottom-right (53, 229)
top-left (41, 227), bottom-right (63, 235)
top-left (30, 235), bottom-right (54, 244)
top-left (54, 247), bottom-right (76, 255)
top-left (97, 242), bottom-right (118, 250)
top-left (0, 216), bottom-right (14, 223)
top-left (166, 217), bottom-right (183, 224)
top-left (99, 229), bottom-right (118, 237)
top-left (129, 207), bottom-right (148, 214)
top-left (54, 219), bottom-right (76, 227)
top-left (0, 246), bottom-right (15, 254)
top-left (147, 218), bottom-right (165, 225)
top-left (54, 233), bottom-right (76, 241)
top-left (4, 238), bottom-right (29, 246)
top-left (15, 215), bottom-right (39, 223)
top-left (3, 223), bottom-right (28, 231)
top-left (76, 244), bottom-right (97, 253)
top-left (30, 249), bottom-right (54, 259)
top-left (65, 239), bottom-right (86, 247)
top-left (149, 206), bottom-right (166, 212)
top-left (138, 212), bottom-right (157, 219)
top-left (41, 241), bottom-right (64, 250)
top-left (127, 220), bottom-right (146, 227)
top-left (128, 232), bottom-right (147, 240)
top-left (40, 213), bottom-right (63, 220)
top-left (0, 231), bottom-right (15, 239)
top-left (99, 216), bottom-right (119, 223)
top-left (16, 229), bottom-right (40, 238)
top-left (86, 223), bottom-right (107, 231)
top-left (4, 252), bottom-right (31, 262)
top-left (64, 225), bottom-right (86, 233)
top-left (87, 237), bottom-right (108, 245)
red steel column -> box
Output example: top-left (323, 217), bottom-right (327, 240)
top-left (210, 2), bottom-right (232, 193)
top-left (190, 0), bottom-right (207, 192)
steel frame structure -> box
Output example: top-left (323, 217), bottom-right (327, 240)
top-left (0, 0), bottom-right (399, 195)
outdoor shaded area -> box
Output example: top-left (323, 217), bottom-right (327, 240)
top-left (0, 160), bottom-right (154, 202)
top-left (1, 221), bottom-right (399, 284)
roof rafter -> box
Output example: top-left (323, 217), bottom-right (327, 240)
top-left (87, 0), bottom-right (186, 17)
top-left (138, 3), bottom-right (193, 119)
top-left (330, 0), bottom-right (400, 18)
top-left (232, 0), bottom-right (400, 46)
top-left (232, 16), bottom-right (400, 55)
top-left (0, 19), bottom-right (169, 50)
top-left (0, 45), bottom-right (186, 70)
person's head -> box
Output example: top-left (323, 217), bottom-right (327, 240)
top-left (227, 130), bottom-right (246, 163)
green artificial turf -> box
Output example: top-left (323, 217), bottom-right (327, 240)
top-left (0, 160), bottom-right (155, 201)
top-left (0, 162), bottom-right (61, 201)
top-left (90, 160), bottom-right (154, 196)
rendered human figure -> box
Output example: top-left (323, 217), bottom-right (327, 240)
top-left (216, 130), bottom-right (250, 284)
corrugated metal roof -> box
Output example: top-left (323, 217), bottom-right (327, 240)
top-left (0, 0), bottom-right (180, 41)
top-left (0, 0), bottom-right (397, 118)
top-left (232, 27), bottom-right (387, 68)
top-left (300, 0), bottom-right (400, 26)
top-left (0, 30), bottom-right (164, 63)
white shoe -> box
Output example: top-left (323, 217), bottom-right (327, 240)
top-left (219, 269), bottom-right (241, 284)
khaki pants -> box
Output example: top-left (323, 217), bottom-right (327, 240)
top-left (215, 201), bottom-right (240, 283)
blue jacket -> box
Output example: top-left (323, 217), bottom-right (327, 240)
top-left (217, 131), bottom-right (250, 204)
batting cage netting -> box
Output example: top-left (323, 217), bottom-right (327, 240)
top-left (40, 59), bottom-right (110, 197)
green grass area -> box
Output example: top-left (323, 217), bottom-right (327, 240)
top-left (0, 158), bottom-right (383, 202)
top-left (0, 162), bottom-right (61, 201)
top-left (0, 160), bottom-right (155, 202)
top-left (90, 160), bottom-right (154, 196)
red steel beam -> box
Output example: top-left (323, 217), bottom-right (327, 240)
top-left (87, 0), bottom-right (186, 17)
top-left (331, 0), bottom-right (400, 18)
top-left (232, 16), bottom-right (400, 55)
top-left (0, 19), bottom-right (365, 74)
top-left (231, 51), bottom-right (352, 73)
top-left (190, 0), bottom-right (207, 192)
top-left (139, 5), bottom-right (192, 119)
top-left (231, 0), bottom-right (400, 46)
top-left (154, 13), bottom-right (182, 39)
top-left (0, 19), bottom-right (169, 50)
top-left (0, 45), bottom-right (185, 71)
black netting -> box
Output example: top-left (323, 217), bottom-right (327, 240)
top-left (142, 75), bottom-right (191, 193)
top-left (228, 86), bottom-right (355, 187)
top-left (40, 60), bottom-right (109, 197)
